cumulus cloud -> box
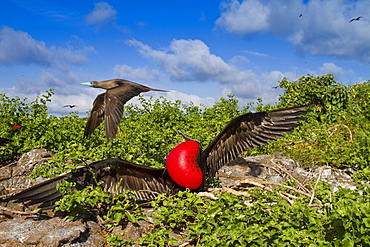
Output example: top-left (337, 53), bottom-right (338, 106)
top-left (217, 0), bottom-right (271, 34)
top-left (113, 65), bottom-right (161, 82)
top-left (127, 39), bottom-right (267, 99)
top-left (0, 26), bottom-right (94, 67)
top-left (216, 0), bottom-right (370, 61)
top-left (85, 2), bottom-right (117, 26)
top-left (165, 90), bottom-right (216, 107)
top-left (261, 70), bottom-right (297, 86)
top-left (127, 39), bottom-right (228, 82)
top-left (319, 63), bottom-right (344, 77)
top-left (126, 38), bottom-right (286, 103)
top-left (0, 26), bottom-right (96, 108)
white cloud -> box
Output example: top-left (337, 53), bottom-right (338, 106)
top-left (157, 90), bottom-right (216, 107)
top-left (229, 55), bottom-right (250, 65)
top-left (113, 65), bottom-right (161, 82)
top-left (128, 39), bottom-right (259, 95)
top-left (216, 0), bottom-right (370, 61)
top-left (85, 2), bottom-right (117, 26)
top-left (217, 0), bottom-right (271, 34)
top-left (127, 39), bottom-right (231, 82)
top-left (319, 63), bottom-right (344, 76)
top-left (261, 71), bottom-right (297, 87)
top-left (243, 50), bottom-right (270, 57)
top-left (0, 26), bottom-right (51, 66)
top-left (0, 26), bottom-right (94, 67)
top-left (127, 38), bottom-right (285, 104)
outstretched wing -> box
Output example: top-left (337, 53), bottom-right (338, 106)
top-left (6, 158), bottom-right (180, 208)
top-left (201, 105), bottom-right (312, 178)
top-left (84, 93), bottom-right (105, 137)
top-left (95, 159), bottom-right (180, 201)
top-left (104, 85), bottom-right (142, 139)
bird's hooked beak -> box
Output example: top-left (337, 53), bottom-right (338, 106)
top-left (178, 130), bottom-right (191, 141)
top-left (80, 82), bottom-right (95, 87)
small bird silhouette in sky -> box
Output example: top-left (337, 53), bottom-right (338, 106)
top-left (349, 16), bottom-right (362, 22)
top-left (63, 104), bottom-right (77, 108)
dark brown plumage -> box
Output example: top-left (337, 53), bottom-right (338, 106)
top-left (5, 105), bottom-right (311, 207)
top-left (81, 79), bottom-right (168, 139)
top-left (200, 105), bottom-right (310, 178)
top-left (7, 158), bottom-right (180, 208)
top-left (64, 104), bottom-right (77, 108)
top-left (349, 16), bottom-right (362, 22)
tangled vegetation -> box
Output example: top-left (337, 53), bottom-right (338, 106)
top-left (1, 74), bottom-right (370, 246)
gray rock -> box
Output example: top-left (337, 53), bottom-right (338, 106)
top-left (0, 149), bottom-right (359, 246)
top-left (0, 217), bottom-right (106, 247)
top-left (0, 149), bottom-right (53, 196)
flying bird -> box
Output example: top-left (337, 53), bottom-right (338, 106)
top-left (81, 79), bottom-right (168, 139)
top-left (6, 105), bottom-right (312, 208)
top-left (64, 105), bottom-right (77, 108)
top-left (349, 16), bottom-right (362, 22)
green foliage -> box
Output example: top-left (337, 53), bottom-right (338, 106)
top-left (2, 74), bottom-right (370, 245)
top-left (127, 185), bottom-right (370, 246)
top-left (246, 75), bottom-right (370, 169)
top-left (55, 182), bottom-right (146, 228)
top-left (27, 94), bottom-right (251, 177)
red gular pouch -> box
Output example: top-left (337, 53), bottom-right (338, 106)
top-left (166, 140), bottom-right (203, 189)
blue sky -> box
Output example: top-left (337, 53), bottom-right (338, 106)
top-left (1, 0), bottom-right (370, 116)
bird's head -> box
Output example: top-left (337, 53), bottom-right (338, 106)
top-left (80, 79), bottom-right (123, 90)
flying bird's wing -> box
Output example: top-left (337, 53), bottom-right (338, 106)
top-left (104, 85), bottom-right (143, 139)
top-left (6, 158), bottom-right (180, 208)
top-left (201, 105), bottom-right (312, 178)
top-left (84, 93), bottom-right (106, 137)
top-left (350, 16), bottom-right (361, 22)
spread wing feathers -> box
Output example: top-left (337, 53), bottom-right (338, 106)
top-left (84, 93), bottom-right (105, 137)
top-left (6, 158), bottom-right (180, 208)
top-left (104, 85), bottom-right (142, 139)
top-left (5, 174), bottom-right (71, 208)
top-left (95, 159), bottom-right (180, 201)
top-left (201, 105), bottom-right (312, 178)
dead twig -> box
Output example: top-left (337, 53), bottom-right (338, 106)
top-left (309, 165), bottom-right (330, 206)
top-left (0, 205), bottom-right (40, 215)
top-left (268, 158), bottom-right (311, 194)
top-left (217, 174), bottom-right (322, 205)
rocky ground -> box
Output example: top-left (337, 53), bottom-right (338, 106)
top-left (0, 149), bottom-right (357, 246)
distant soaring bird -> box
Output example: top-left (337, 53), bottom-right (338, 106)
top-left (349, 16), bottom-right (362, 22)
top-left (80, 79), bottom-right (168, 139)
top-left (6, 105), bottom-right (312, 208)
top-left (64, 105), bottom-right (77, 108)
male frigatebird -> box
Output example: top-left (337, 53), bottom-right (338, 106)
top-left (81, 79), bottom-right (168, 139)
top-left (6, 105), bottom-right (311, 208)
